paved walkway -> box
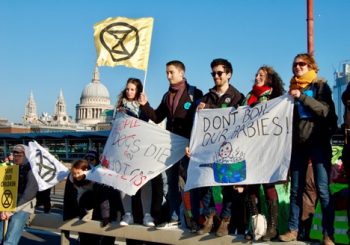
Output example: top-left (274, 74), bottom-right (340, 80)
top-left (20, 181), bottom-right (320, 245)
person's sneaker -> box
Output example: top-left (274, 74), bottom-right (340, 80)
top-left (189, 219), bottom-right (200, 233)
top-left (322, 235), bottom-right (335, 245)
top-left (156, 219), bottom-right (180, 229)
top-left (171, 212), bottom-right (178, 221)
top-left (245, 233), bottom-right (253, 240)
top-left (143, 213), bottom-right (155, 227)
top-left (279, 230), bottom-right (298, 242)
top-left (120, 212), bottom-right (134, 226)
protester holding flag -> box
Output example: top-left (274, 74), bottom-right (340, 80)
top-left (195, 58), bottom-right (244, 237)
top-left (279, 53), bottom-right (337, 245)
top-left (0, 144), bottom-right (38, 245)
top-left (139, 60), bottom-right (203, 230)
top-left (242, 65), bottom-right (285, 241)
top-left (114, 77), bottom-right (162, 227)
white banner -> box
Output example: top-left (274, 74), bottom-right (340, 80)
top-left (26, 141), bottom-right (69, 191)
top-left (86, 113), bottom-right (189, 195)
top-left (185, 95), bottom-right (294, 191)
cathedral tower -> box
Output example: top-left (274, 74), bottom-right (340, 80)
top-left (52, 89), bottom-right (69, 125)
top-left (76, 66), bottom-right (113, 126)
top-left (23, 91), bottom-right (38, 124)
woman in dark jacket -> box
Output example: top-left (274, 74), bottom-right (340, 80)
top-left (279, 53), bottom-right (337, 245)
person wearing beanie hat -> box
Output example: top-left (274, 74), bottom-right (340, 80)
top-left (0, 144), bottom-right (38, 245)
top-left (84, 149), bottom-right (99, 168)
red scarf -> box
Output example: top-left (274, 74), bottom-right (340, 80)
top-left (247, 85), bottom-right (271, 105)
top-left (167, 80), bottom-right (186, 115)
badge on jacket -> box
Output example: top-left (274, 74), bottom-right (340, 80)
top-left (184, 102), bottom-right (191, 110)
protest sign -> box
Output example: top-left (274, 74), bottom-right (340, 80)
top-left (86, 112), bottom-right (189, 195)
top-left (185, 95), bottom-right (294, 191)
top-left (0, 165), bottom-right (18, 211)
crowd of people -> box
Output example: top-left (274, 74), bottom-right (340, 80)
top-left (0, 53), bottom-right (349, 245)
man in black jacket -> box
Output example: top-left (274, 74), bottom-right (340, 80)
top-left (139, 60), bottom-right (203, 229)
top-left (196, 58), bottom-right (245, 237)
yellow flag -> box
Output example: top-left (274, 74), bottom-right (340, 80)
top-left (94, 17), bottom-right (153, 71)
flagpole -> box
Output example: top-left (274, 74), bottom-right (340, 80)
top-left (143, 69), bottom-right (148, 91)
top-left (142, 17), bottom-right (153, 91)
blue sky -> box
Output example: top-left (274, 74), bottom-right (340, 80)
top-left (1, 0), bottom-right (349, 123)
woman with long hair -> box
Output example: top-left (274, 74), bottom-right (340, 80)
top-left (243, 65), bottom-right (285, 241)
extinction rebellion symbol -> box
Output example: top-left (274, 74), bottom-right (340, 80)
top-left (1, 190), bottom-right (13, 208)
top-left (99, 22), bottom-right (140, 62)
top-left (35, 149), bottom-right (57, 183)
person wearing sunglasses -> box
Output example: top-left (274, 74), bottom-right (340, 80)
top-left (0, 144), bottom-right (38, 245)
top-left (196, 58), bottom-right (244, 237)
top-left (242, 65), bottom-right (285, 241)
top-left (279, 53), bottom-right (337, 245)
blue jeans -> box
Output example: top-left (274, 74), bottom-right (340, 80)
top-left (288, 142), bottom-right (334, 236)
top-left (200, 186), bottom-right (233, 218)
top-left (0, 211), bottom-right (30, 245)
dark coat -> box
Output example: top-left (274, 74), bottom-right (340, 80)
top-left (341, 82), bottom-right (350, 126)
top-left (201, 84), bottom-right (244, 109)
top-left (62, 174), bottom-right (122, 222)
top-left (293, 79), bottom-right (338, 144)
top-left (140, 82), bottom-right (203, 139)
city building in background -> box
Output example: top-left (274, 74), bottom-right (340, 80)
top-left (13, 66), bottom-right (115, 133)
top-left (333, 61), bottom-right (350, 125)
top-left (22, 90), bottom-right (87, 132)
top-left (75, 67), bottom-right (114, 127)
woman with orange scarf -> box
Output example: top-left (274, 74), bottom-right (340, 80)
top-left (279, 53), bottom-right (337, 245)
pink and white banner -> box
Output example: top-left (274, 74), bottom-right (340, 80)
top-left (86, 112), bottom-right (188, 195)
